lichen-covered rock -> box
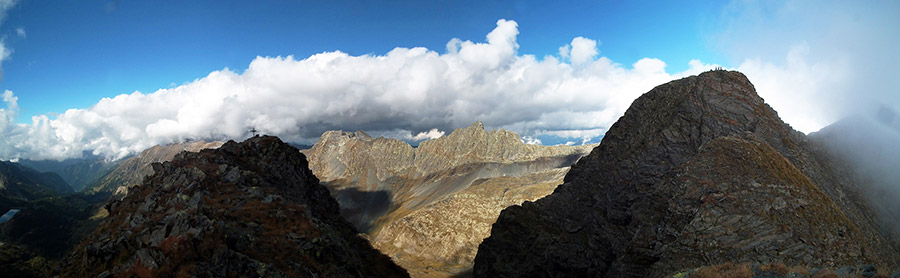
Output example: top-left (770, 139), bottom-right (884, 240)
top-left (474, 70), bottom-right (900, 277)
top-left (59, 136), bottom-right (408, 277)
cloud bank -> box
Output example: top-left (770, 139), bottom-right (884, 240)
top-left (13, 0), bottom-right (897, 162)
top-left (722, 0), bottom-right (900, 133)
top-left (0, 19), bottom-right (718, 161)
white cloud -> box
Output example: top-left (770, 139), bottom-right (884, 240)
top-left (407, 128), bottom-right (445, 141)
top-left (0, 0), bottom-right (17, 80)
top-left (718, 0), bottom-right (900, 133)
top-left (557, 37), bottom-right (599, 66)
top-left (0, 0), bottom-right (15, 22)
top-left (2, 19), bottom-right (722, 161)
top-left (558, 45), bottom-right (569, 59)
top-left (15, 27), bottom-right (24, 38)
top-left (0, 1), bottom-right (879, 162)
top-left (569, 37), bottom-right (598, 66)
top-left (521, 136), bottom-right (541, 145)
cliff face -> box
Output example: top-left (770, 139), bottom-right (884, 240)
top-left (302, 123), bottom-right (594, 277)
top-left (84, 141), bottom-right (222, 197)
top-left (474, 70), bottom-right (900, 277)
top-left (59, 136), bottom-right (407, 277)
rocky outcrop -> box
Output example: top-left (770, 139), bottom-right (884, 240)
top-left (474, 70), bottom-right (900, 277)
top-left (303, 123), bottom-right (594, 277)
top-left (59, 136), bottom-right (408, 277)
top-left (84, 141), bottom-right (222, 197)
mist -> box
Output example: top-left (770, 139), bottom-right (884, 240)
top-left (810, 106), bottom-right (900, 240)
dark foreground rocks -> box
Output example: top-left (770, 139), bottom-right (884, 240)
top-left (59, 136), bottom-right (408, 277)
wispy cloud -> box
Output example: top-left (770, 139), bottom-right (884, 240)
top-left (0, 19), bottom-right (718, 160)
top-left (15, 27), bottom-right (24, 38)
top-left (0, 0), bottom-right (17, 81)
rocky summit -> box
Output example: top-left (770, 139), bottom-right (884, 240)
top-left (303, 123), bottom-right (595, 277)
top-left (59, 136), bottom-right (408, 277)
top-left (474, 70), bottom-right (900, 277)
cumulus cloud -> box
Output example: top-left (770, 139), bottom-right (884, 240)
top-left (2, 19), bottom-right (722, 161)
top-left (720, 0), bottom-right (900, 133)
top-left (15, 27), bottom-right (24, 38)
top-left (0, 1), bottom-right (880, 162)
top-left (568, 37), bottom-right (599, 66)
top-left (558, 37), bottom-right (599, 66)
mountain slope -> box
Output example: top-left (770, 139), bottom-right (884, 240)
top-left (474, 70), bottom-right (900, 277)
top-left (303, 123), bottom-right (594, 277)
top-left (20, 154), bottom-right (116, 192)
top-left (0, 161), bottom-right (72, 201)
top-left (59, 136), bottom-right (407, 277)
top-left (0, 162), bottom-right (96, 267)
top-left (807, 112), bottom-right (900, 259)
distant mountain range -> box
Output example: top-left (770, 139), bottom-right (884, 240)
top-left (302, 122), bottom-right (595, 276)
top-left (0, 161), bottom-right (72, 202)
top-left (19, 153), bottom-right (114, 192)
top-left (0, 159), bottom-right (94, 271)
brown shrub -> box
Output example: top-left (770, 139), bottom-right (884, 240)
top-left (812, 269), bottom-right (839, 278)
top-left (696, 262), bottom-right (754, 278)
top-left (759, 262), bottom-right (790, 275)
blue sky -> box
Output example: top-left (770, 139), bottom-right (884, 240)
top-left (1, 1), bottom-right (725, 120)
top-left (0, 0), bottom-right (897, 160)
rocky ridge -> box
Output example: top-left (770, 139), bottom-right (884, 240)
top-left (303, 123), bottom-right (594, 277)
top-left (474, 70), bottom-right (900, 277)
top-left (59, 136), bottom-right (407, 277)
top-left (84, 140), bottom-right (222, 197)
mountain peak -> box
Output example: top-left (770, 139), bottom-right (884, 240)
top-left (474, 71), bottom-right (900, 277)
top-left (467, 121), bottom-right (485, 131)
top-left (60, 136), bottom-right (408, 277)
